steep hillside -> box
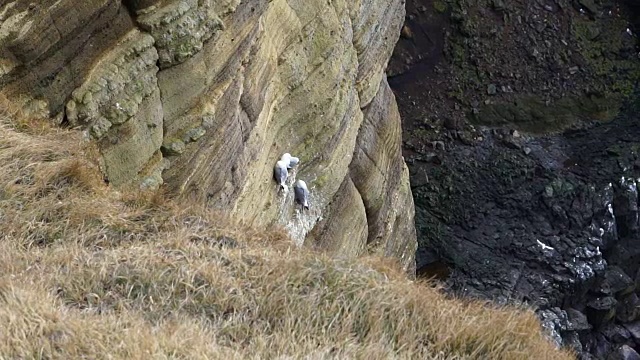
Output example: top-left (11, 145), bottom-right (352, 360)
top-left (0, 0), bottom-right (415, 271)
top-left (0, 103), bottom-right (572, 359)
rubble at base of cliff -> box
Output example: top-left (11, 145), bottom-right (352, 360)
top-left (389, 0), bottom-right (640, 358)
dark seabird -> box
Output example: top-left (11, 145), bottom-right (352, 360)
top-left (293, 179), bottom-right (310, 210)
top-left (274, 160), bottom-right (289, 192)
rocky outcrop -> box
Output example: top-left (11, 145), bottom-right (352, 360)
top-left (387, 0), bottom-right (640, 357)
top-left (0, 0), bottom-right (416, 272)
top-left (405, 100), bottom-right (640, 358)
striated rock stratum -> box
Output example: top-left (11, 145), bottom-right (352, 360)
top-left (0, 0), bottom-right (416, 272)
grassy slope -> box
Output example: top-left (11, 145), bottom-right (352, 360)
top-left (0, 100), bottom-right (573, 359)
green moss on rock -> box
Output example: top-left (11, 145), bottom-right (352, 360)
top-left (433, 1), bottom-right (448, 13)
top-left (470, 94), bottom-right (622, 134)
top-left (571, 16), bottom-right (640, 99)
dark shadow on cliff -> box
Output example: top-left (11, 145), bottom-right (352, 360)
top-left (390, 0), bottom-right (640, 357)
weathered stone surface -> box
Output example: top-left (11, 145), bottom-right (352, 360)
top-left (122, 0), bottom-right (162, 13)
top-left (306, 176), bottom-right (369, 258)
top-left (406, 106), bottom-right (640, 357)
top-left (65, 29), bottom-right (163, 186)
top-left (64, 30), bottom-right (158, 129)
top-left (601, 324), bottom-right (633, 344)
top-left (566, 308), bottom-right (592, 332)
top-left (539, 307), bottom-right (571, 348)
top-left (0, 0), bottom-right (416, 272)
top-left (94, 88), bottom-right (163, 186)
top-left (623, 321), bottom-right (640, 342)
top-left (605, 266), bottom-right (636, 296)
top-left (607, 345), bottom-right (640, 360)
top-left (351, 0), bottom-right (405, 106)
top-left (589, 297), bottom-right (618, 328)
top-left (349, 77), bottom-right (417, 272)
top-left (136, 0), bottom-right (224, 69)
top-left (0, 1), bottom-right (133, 115)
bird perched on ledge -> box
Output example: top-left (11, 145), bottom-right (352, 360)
top-left (294, 180), bottom-right (310, 210)
top-left (280, 153), bottom-right (300, 169)
top-left (274, 160), bottom-right (289, 192)
top-left (273, 153), bottom-right (300, 193)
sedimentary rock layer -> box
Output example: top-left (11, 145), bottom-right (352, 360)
top-left (0, 0), bottom-right (416, 272)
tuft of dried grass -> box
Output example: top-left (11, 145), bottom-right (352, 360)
top-left (0, 109), bottom-right (574, 359)
top-left (0, 94), bottom-right (56, 135)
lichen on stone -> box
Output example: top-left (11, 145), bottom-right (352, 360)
top-left (137, 0), bottom-right (224, 68)
top-left (65, 30), bottom-right (159, 132)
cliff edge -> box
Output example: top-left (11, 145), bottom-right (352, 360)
top-left (0, 0), bottom-right (416, 272)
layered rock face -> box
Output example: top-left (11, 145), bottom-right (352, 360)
top-left (0, 0), bottom-right (416, 272)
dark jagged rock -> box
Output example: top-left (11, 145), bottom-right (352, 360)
top-left (607, 345), bottom-right (640, 360)
top-left (403, 99), bottom-right (640, 357)
top-left (585, 332), bottom-right (614, 359)
top-left (586, 297), bottom-right (618, 328)
top-left (401, 80), bottom-right (640, 358)
top-left (389, 0), bottom-right (640, 357)
top-left (600, 324), bottom-right (632, 344)
top-left (567, 308), bottom-right (592, 331)
top-left (613, 178), bottom-right (639, 239)
top-left (623, 322), bottom-right (640, 342)
top-left (563, 331), bottom-right (584, 355)
top-left (598, 266), bottom-right (637, 296)
top-left (616, 293), bottom-right (640, 323)
top-left (540, 308), bottom-right (572, 347)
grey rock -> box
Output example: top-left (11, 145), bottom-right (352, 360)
top-left (563, 331), bottom-right (584, 354)
top-left (607, 345), bottom-right (640, 360)
top-left (601, 324), bottom-right (631, 343)
top-left (539, 308), bottom-right (569, 347)
top-left (140, 173), bottom-right (163, 191)
top-left (623, 322), bottom-right (640, 342)
top-left (578, 0), bottom-right (599, 15)
top-left (613, 178), bottom-right (639, 238)
top-left (586, 296), bottom-right (618, 327)
top-left (616, 293), bottom-right (640, 323)
top-left (183, 127), bottom-right (206, 143)
top-left (137, 1), bottom-right (224, 69)
top-left (567, 308), bottom-right (592, 331)
top-left (491, 0), bottom-right (505, 11)
top-left (161, 140), bottom-right (186, 156)
top-left (89, 117), bottom-right (113, 139)
top-left (586, 332), bottom-right (613, 358)
top-left (599, 266), bottom-right (636, 296)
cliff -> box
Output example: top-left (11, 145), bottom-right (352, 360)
top-left (0, 0), bottom-right (416, 272)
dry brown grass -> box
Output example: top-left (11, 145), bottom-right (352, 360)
top-left (0, 105), bottom-right (574, 359)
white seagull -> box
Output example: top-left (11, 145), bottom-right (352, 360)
top-left (280, 153), bottom-right (300, 169)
